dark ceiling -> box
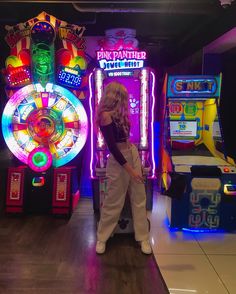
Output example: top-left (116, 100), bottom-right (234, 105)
top-left (0, 0), bottom-right (236, 66)
top-left (0, 1), bottom-right (236, 157)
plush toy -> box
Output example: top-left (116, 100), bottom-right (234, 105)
top-left (69, 55), bottom-right (87, 70)
top-left (5, 49), bottom-right (31, 68)
top-left (56, 48), bottom-right (72, 66)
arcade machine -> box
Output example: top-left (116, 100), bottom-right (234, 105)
top-left (161, 74), bottom-right (236, 231)
top-left (89, 28), bottom-right (156, 232)
top-left (2, 12), bottom-right (88, 217)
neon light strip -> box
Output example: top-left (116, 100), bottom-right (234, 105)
top-left (150, 71), bottom-right (156, 178)
top-left (95, 69), bottom-right (104, 148)
top-left (140, 69), bottom-right (148, 148)
top-left (89, 72), bottom-right (95, 178)
top-left (89, 69), bottom-right (105, 178)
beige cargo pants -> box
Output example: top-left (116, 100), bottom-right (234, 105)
top-left (97, 144), bottom-right (149, 242)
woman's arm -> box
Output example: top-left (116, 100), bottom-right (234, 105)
top-left (100, 112), bottom-right (144, 183)
top-left (100, 112), bottom-right (127, 166)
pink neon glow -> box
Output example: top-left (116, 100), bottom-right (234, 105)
top-left (89, 72), bottom-right (95, 178)
top-left (95, 69), bottom-right (104, 148)
top-left (89, 68), bottom-right (156, 178)
top-left (103, 76), bottom-right (141, 144)
top-left (150, 71), bottom-right (156, 178)
top-left (140, 69), bottom-right (148, 149)
top-left (41, 92), bottom-right (49, 107)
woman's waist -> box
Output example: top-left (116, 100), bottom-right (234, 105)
top-left (116, 140), bottom-right (132, 150)
top-left (116, 141), bottom-right (139, 152)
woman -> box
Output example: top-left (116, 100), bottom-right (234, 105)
top-left (95, 81), bottom-right (152, 255)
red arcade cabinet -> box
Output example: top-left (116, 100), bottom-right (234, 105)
top-left (89, 28), bottom-right (156, 232)
top-left (2, 12), bottom-right (88, 217)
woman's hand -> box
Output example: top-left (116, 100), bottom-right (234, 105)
top-left (123, 162), bottom-right (144, 184)
top-left (130, 169), bottom-right (145, 184)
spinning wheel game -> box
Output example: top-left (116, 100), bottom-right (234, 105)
top-left (2, 12), bottom-right (88, 216)
top-left (2, 83), bottom-right (88, 172)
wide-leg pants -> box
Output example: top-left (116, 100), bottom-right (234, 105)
top-left (97, 144), bottom-right (149, 242)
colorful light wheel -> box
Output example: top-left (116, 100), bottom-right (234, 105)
top-left (2, 83), bottom-right (88, 169)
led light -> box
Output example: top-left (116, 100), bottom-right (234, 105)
top-left (224, 184), bottom-right (236, 195)
top-left (140, 68), bottom-right (148, 149)
top-left (32, 152), bottom-right (47, 167)
top-left (32, 176), bottom-right (45, 187)
top-left (57, 66), bottom-right (82, 88)
top-left (95, 69), bottom-right (105, 149)
top-left (150, 71), bottom-right (156, 178)
top-left (89, 72), bottom-right (95, 178)
top-left (28, 147), bottom-right (52, 172)
top-left (6, 65), bottom-right (31, 87)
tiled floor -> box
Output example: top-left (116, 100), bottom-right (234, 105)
top-left (149, 193), bottom-right (236, 294)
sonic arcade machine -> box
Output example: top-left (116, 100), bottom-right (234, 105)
top-left (161, 74), bottom-right (236, 231)
top-left (2, 12), bottom-right (88, 217)
top-left (89, 28), bottom-right (156, 232)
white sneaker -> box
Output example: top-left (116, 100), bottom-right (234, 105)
top-left (96, 241), bottom-right (106, 254)
top-left (140, 240), bottom-right (152, 254)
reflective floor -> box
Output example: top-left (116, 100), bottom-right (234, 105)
top-left (0, 197), bottom-right (168, 294)
top-left (149, 193), bottom-right (236, 294)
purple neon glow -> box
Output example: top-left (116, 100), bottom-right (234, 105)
top-left (140, 69), bottom-right (148, 148)
top-left (150, 71), bottom-right (156, 178)
top-left (89, 68), bottom-right (156, 178)
top-left (204, 27), bottom-right (236, 54)
top-left (89, 72), bottom-right (95, 178)
top-left (103, 76), bottom-right (141, 144)
top-left (95, 69), bottom-right (104, 148)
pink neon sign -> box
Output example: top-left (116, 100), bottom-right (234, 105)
top-left (96, 49), bottom-right (147, 70)
top-left (96, 50), bottom-right (146, 61)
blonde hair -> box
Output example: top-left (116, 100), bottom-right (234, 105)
top-left (96, 81), bottom-right (130, 136)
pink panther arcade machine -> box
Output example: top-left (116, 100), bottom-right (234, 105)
top-left (89, 28), bottom-right (156, 232)
top-left (2, 12), bottom-right (88, 217)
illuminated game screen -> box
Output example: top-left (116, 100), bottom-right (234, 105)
top-left (170, 120), bottom-right (197, 138)
top-left (104, 76), bottom-right (141, 144)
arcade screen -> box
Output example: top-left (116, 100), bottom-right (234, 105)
top-left (170, 120), bottom-right (198, 138)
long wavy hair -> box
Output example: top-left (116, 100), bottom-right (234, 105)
top-left (96, 81), bottom-right (130, 137)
